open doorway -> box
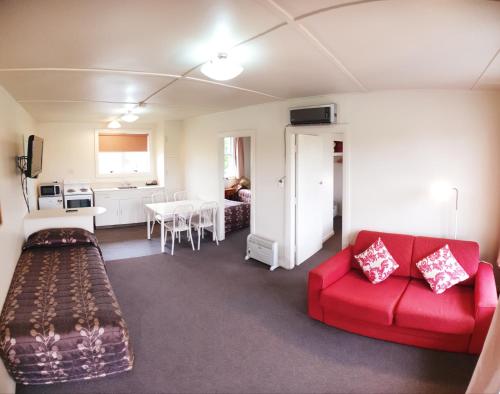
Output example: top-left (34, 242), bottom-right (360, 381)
top-left (218, 133), bottom-right (255, 243)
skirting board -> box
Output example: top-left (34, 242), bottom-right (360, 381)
top-left (323, 230), bottom-right (335, 243)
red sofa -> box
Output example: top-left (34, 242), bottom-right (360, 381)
top-left (308, 230), bottom-right (498, 354)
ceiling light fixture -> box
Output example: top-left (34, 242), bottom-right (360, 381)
top-left (121, 112), bottom-right (139, 123)
top-left (201, 52), bottom-right (243, 81)
top-left (107, 120), bottom-right (122, 129)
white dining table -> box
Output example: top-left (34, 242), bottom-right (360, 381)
top-left (145, 199), bottom-right (206, 253)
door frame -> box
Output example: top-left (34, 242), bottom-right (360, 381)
top-left (284, 125), bottom-right (350, 268)
top-left (217, 129), bottom-right (256, 241)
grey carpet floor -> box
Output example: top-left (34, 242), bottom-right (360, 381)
top-left (17, 222), bottom-right (477, 394)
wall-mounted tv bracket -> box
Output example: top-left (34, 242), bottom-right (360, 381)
top-left (15, 155), bottom-right (30, 212)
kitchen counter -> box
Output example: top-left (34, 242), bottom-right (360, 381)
top-left (93, 185), bottom-right (164, 227)
top-left (24, 207), bottom-right (106, 238)
top-left (26, 207), bottom-right (106, 218)
top-left (92, 185), bottom-right (163, 192)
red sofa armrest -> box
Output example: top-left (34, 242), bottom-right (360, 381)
top-left (469, 261), bottom-right (498, 354)
top-left (308, 246), bottom-right (353, 321)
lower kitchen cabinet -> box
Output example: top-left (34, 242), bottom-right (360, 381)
top-left (118, 197), bottom-right (146, 224)
top-left (94, 187), bottom-right (163, 227)
top-left (94, 195), bottom-right (120, 226)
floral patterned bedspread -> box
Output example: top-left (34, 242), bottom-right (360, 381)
top-left (225, 200), bottom-right (250, 233)
top-left (0, 228), bottom-right (134, 385)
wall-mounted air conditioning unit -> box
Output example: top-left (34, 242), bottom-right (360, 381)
top-left (245, 234), bottom-right (279, 271)
top-left (290, 104), bottom-right (337, 125)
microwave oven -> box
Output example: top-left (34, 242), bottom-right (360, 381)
top-left (39, 183), bottom-right (62, 197)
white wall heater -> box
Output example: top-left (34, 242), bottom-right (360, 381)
top-left (245, 234), bottom-right (279, 271)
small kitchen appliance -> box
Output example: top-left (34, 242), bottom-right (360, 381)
top-left (63, 181), bottom-right (94, 208)
top-left (38, 182), bottom-right (63, 210)
top-left (39, 182), bottom-right (62, 197)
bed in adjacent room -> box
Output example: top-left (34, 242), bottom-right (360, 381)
top-left (0, 228), bottom-right (134, 385)
top-left (224, 189), bottom-right (251, 233)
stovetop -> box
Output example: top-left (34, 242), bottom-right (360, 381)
top-left (63, 182), bottom-right (92, 195)
top-left (65, 187), bottom-right (91, 194)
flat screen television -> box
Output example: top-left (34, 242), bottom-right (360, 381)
top-left (26, 135), bottom-right (43, 178)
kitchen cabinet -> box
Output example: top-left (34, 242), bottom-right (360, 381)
top-left (94, 186), bottom-right (163, 227)
top-left (117, 198), bottom-right (137, 225)
top-left (118, 198), bottom-right (147, 225)
top-left (94, 195), bottom-right (120, 226)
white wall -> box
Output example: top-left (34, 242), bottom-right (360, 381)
top-left (183, 101), bottom-right (288, 253)
top-left (36, 122), bottom-right (162, 187)
top-left (0, 86), bottom-right (37, 394)
top-left (182, 90), bottom-right (500, 268)
top-left (341, 91), bottom-right (500, 258)
top-left (163, 120), bottom-right (185, 194)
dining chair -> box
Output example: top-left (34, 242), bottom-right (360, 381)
top-left (174, 190), bottom-right (188, 201)
top-left (149, 191), bottom-right (169, 236)
top-left (164, 204), bottom-right (195, 255)
top-left (191, 201), bottom-right (219, 250)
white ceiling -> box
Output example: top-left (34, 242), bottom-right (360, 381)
top-left (0, 0), bottom-right (499, 123)
top-left (148, 78), bottom-right (276, 109)
top-left (186, 25), bottom-right (361, 96)
top-left (298, 0), bottom-right (500, 90)
top-left (0, 70), bottom-right (174, 103)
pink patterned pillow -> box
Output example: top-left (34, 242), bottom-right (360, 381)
top-left (354, 238), bottom-right (400, 284)
top-left (416, 244), bottom-right (469, 294)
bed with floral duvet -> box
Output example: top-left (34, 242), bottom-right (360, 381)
top-left (0, 228), bottom-right (134, 385)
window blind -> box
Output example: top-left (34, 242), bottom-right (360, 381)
top-left (99, 133), bottom-right (148, 152)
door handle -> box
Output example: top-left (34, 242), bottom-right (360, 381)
top-left (319, 181), bottom-right (324, 185)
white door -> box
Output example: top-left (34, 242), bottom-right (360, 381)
top-left (295, 134), bottom-right (324, 265)
top-left (95, 195), bottom-right (120, 226)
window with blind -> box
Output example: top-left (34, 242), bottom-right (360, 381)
top-left (96, 131), bottom-right (151, 176)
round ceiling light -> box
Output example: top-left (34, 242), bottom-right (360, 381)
top-left (107, 120), bottom-right (122, 129)
top-left (201, 52), bottom-right (243, 81)
top-left (122, 112), bottom-right (139, 123)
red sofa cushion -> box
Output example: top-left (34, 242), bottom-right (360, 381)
top-left (411, 236), bottom-right (479, 286)
top-left (320, 270), bottom-right (409, 326)
top-left (395, 279), bottom-right (475, 335)
top-left (352, 231), bottom-right (414, 277)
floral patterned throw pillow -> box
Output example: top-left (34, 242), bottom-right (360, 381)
top-left (354, 237), bottom-right (400, 284)
top-left (416, 244), bottom-right (469, 294)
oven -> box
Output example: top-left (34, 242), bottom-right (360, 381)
top-left (64, 194), bottom-right (94, 209)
